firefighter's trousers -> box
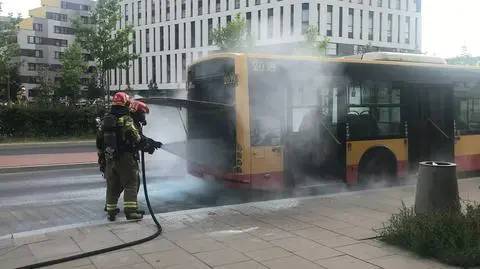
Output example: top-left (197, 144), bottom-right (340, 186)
top-left (105, 153), bottom-right (140, 213)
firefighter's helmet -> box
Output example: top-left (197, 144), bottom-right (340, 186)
top-left (130, 100), bottom-right (150, 114)
top-left (111, 92), bottom-right (131, 107)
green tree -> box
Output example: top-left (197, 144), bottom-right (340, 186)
top-left (86, 71), bottom-right (104, 101)
top-left (35, 65), bottom-right (57, 107)
top-left (447, 45), bottom-right (480, 66)
top-left (213, 13), bottom-right (253, 52)
top-left (58, 41), bottom-right (88, 104)
top-left (147, 80), bottom-right (158, 97)
top-left (0, 13), bottom-right (22, 104)
top-left (302, 25), bottom-right (330, 56)
top-left (72, 0), bottom-right (137, 103)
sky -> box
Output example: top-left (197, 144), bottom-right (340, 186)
top-left (0, 0), bottom-right (477, 58)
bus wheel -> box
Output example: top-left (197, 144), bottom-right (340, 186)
top-left (358, 150), bottom-right (397, 188)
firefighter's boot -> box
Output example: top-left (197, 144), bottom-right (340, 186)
top-left (104, 205), bottom-right (120, 214)
top-left (106, 204), bottom-right (119, 221)
top-left (124, 208), bottom-right (144, 220)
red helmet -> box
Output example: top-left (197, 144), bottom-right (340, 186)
top-left (130, 100), bottom-right (149, 114)
top-left (111, 92), bottom-right (131, 106)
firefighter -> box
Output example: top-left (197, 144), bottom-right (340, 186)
top-left (97, 92), bottom-right (162, 221)
top-left (99, 100), bottom-right (161, 214)
top-left (129, 100), bottom-right (151, 203)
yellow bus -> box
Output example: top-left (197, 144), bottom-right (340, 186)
top-left (149, 52), bottom-right (480, 191)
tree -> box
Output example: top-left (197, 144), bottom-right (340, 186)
top-left (302, 25), bottom-right (330, 56)
top-left (212, 13), bottom-right (253, 52)
top-left (446, 45), bottom-right (480, 66)
top-left (58, 41), bottom-right (87, 104)
top-left (86, 71), bottom-right (104, 101)
top-left (0, 13), bottom-right (22, 104)
top-left (147, 79), bottom-right (158, 97)
top-left (35, 65), bottom-right (57, 107)
top-left (72, 0), bottom-right (137, 103)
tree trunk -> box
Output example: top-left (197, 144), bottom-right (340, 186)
top-left (414, 161), bottom-right (460, 214)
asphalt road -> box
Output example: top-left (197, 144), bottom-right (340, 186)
top-left (0, 141), bottom-right (97, 156)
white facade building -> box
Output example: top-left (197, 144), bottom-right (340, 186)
top-left (111, 0), bottom-right (422, 92)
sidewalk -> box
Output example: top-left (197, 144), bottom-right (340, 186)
top-left (2, 179), bottom-right (478, 269)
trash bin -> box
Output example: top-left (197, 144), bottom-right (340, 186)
top-left (414, 161), bottom-right (460, 214)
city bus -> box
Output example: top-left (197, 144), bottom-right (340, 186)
top-left (148, 52), bottom-right (480, 190)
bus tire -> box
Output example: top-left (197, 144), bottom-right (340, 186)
top-left (357, 147), bottom-right (398, 188)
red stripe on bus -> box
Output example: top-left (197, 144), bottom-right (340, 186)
top-left (455, 154), bottom-right (480, 172)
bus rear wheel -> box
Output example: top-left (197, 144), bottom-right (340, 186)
top-left (357, 152), bottom-right (397, 188)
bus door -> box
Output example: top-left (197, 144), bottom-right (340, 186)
top-left (406, 84), bottom-right (455, 170)
top-left (247, 59), bottom-right (287, 189)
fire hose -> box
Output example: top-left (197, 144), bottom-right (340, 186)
top-left (16, 149), bottom-right (163, 269)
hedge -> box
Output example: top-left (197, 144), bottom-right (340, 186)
top-left (0, 106), bottom-right (105, 139)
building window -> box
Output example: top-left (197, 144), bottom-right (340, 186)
top-left (153, 27), bottom-right (156, 52)
top-left (190, 22), bottom-right (195, 48)
top-left (301, 3), bottom-right (309, 34)
top-left (146, 56), bottom-right (149, 83)
top-left (182, 53), bottom-right (186, 82)
top-left (348, 8), bottom-right (354, 38)
top-left (216, 0), bottom-right (220, 12)
top-left (200, 20), bottom-right (203, 46)
top-left (137, 1), bottom-right (142, 25)
top-left (360, 10), bottom-right (363, 39)
top-left (175, 24), bottom-right (179, 50)
top-left (339, 7), bottom-right (343, 37)
top-left (279, 7), bottom-right (284, 37)
top-left (28, 63), bottom-right (36, 71)
top-left (152, 56), bottom-right (156, 83)
top-left (198, 0), bottom-right (202, 15)
top-left (145, 0), bottom-right (148, 25)
top-left (246, 12), bottom-right (252, 36)
top-left (33, 23), bottom-right (43, 32)
top-left (387, 14), bottom-right (392, 42)
top-left (227, 15), bottom-right (231, 23)
top-left (317, 4), bottom-right (320, 31)
top-left (396, 0), bottom-right (401, 9)
top-left (132, 2), bottom-right (135, 23)
top-left (290, 5), bottom-right (294, 36)
top-left (327, 5), bottom-right (332, 36)
top-left (125, 4), bottom-right (129, 22)
top-left (208, 0), bottom-right (210, 14)
top-left (405, 16), bottom-right (410, 44)
top-left (151, 0), bottom-right (156, 23)
top-left (54, 51), bottom-right (64, 59)
top-left (368, 11), bottom-right (374, 40)
top-left (388, 0), bottom-right (391, 8)
top-left (138, 57), bottom-right (143, 84)
top-left (114, 69), bottom-right (117, 85)
top-left (267, 8), bottom-right (273, 38)
top-left (139, 30), bottom-right (142, 53)
top-left (166, 55), bottom-right (171, 83)
top-left (46, 12), bottom-right (68, 22)
top-left (168, 26), bottom-right (171, 50)
top-left (207, 18), bottom-right (213, 45)
top-left (257, 10), bottom-right (261, 39)
top-left (379, 13), bottom-right (383, 41)
top-left (133, 31), bottom-right (137, 53)
top-left (415, 17), bottom-right (419, 48)
top-left (377, 0), bottom-right (383, 7)
top-left (146, 29), bottom-right (150, 52)
top-left (182, 0), bottom-right (186, 18)
top-left (397, 15), bottom-right (400, 43)
top-left (183, 23), bottom-right (186, 49)
top-left (160, 26), bottom-right (164, 51)
top-left (235, 0), bottom-right (240, 9)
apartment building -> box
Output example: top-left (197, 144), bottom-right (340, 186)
top-left (110, 0), bottom-right (422, 92)
top-left (17, 0), bottom-right (94, 98)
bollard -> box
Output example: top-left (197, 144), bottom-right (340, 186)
top-left (414, 161), bottom-right (460, 214)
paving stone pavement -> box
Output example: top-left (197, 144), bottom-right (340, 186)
top-left (1, 178), bottom-right (478, 269)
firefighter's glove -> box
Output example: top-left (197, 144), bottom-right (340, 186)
top-left (151, 140), bottom-right (163, 149)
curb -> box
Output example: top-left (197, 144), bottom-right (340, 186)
top-left (0, 140), bottom-right (96, 149)
top-left (0, 162), bottom-right (98, 174)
